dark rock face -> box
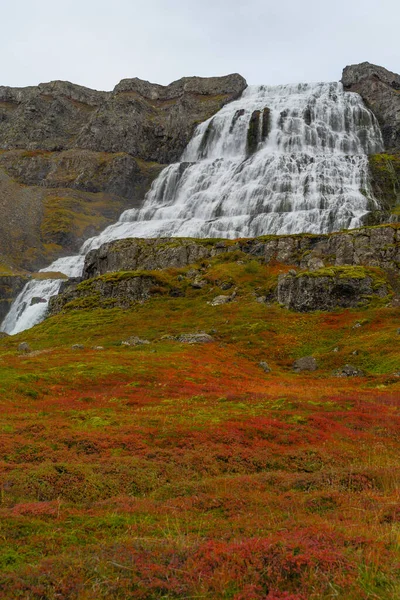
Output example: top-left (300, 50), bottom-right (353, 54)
top-left (83, 238), bottom-right (218, 279)
top-left (0, 275), bottom-right (28, 321)
top-left (277, 268), bottom-right (389, 312)
top-left (0, 74), bottom-right (247, 163)
top-left (49, 273), bottom-right (159, 314)
top-left (342, 62), bottom-right (400, 151)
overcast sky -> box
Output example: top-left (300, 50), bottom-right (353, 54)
top-left (1, 0), bottom-right (399, 90)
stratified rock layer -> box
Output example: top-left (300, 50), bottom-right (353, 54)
top-left (0, 74), bottom-right (247, 162)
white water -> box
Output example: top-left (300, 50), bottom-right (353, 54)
top-left (1, 82), bottom-right (383, 335)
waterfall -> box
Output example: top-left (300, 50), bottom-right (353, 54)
top-left (1, 82), bottom-right (384, 335)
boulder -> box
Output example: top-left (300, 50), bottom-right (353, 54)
top-left (333, 364), bottom-right (366, 377)
top-left (18, 342), bottom-right (30, 354)
top-left (259, 361), bottom-right (271, 373)
top-left (209, 295), bottom-right (232, 306)
top-left (177, 333), bottom-right (214, 344)
top-left (122, 336), bottom-right (150, 346)
top-left (293, 356), bottom-right (318, 373)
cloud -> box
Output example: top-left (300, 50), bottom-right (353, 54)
top-left (1, 0), bottom-right (399, 89)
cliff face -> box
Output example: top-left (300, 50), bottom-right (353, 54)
top-left (49, 225), bottom-right (399, 315)
top-left (0, 74), bottom-right (247, 162)
top-left (342, 62), bottom-right (400, 152)
top-left (0, 74), bottom-right (247, 272)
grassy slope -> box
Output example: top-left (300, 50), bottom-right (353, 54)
top-left (0, 259), bottom-right (399, 599)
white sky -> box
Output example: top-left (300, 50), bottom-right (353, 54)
top-left (1, 0), bottom-right (399, 90)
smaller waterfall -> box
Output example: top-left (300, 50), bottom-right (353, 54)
top-left (1, 256), bottom-right (84, 335)
top-left (1, 81), bottom-right (384, 335)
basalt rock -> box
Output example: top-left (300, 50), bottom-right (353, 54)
top-left (342, 62), bottom-right (400, 152)
top-left (277, 267), bottom-right (390, 312)
top-left (81, 225), bottom-right (400, 290)
top-left (0, 74), bottom-right (247, 162)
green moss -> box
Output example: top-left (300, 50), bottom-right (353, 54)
top-left (369, 153), bottom-right (400, 215)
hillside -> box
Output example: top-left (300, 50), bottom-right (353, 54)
top-left (0, 74), bottom-right (246, 272)
top-left (0, 224), bottom-right (399, 598)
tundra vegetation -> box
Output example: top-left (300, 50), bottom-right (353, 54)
top-left (0, 246), bottom-right (399, 599)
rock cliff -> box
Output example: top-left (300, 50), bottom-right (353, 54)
top-left (49, 224), bottom-right (399, 315)
top-left (342, 63), bottom-right (400, 221)
top-left (0, 74), bottom-right (247, 272)
top-left (342, 62), bottom-right (400, 152)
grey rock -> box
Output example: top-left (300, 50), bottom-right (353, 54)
top-left (177, 333), bottom-right (214, 344)
top-left (18, 342), bottom-right (30, 354)
top-left (71, 344), bottom-right (84, 350)
top-left (0, 75), bottom-right (246, 162)
top-left (122, 336), bottom-right (150, 346)
top-left (220, 281), bottom-right (234, 291)
top-left (277, 269), bottom-right (389, 312)
top-left (342, 62), bottom-right (400, 151)
top-left (333, 364), bottom-right (366, 377)
top-left (93, 346), bottom-right (104, 350)
top-left (209, 295), bottom-right (232, 306)
top-left (259, 361), bottom-right (271, 373)
top-left (293, 356), bottom-right (318, 373)
top-left (191, 276), bottom-right (207, 289)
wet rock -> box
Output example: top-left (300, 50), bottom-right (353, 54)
top-left (30, 297), bottom-right (47, 305)
top-left (333, 364), bottom-right (366, 377)
top-left (259, 361), bottom-right (271, 373)
top-left (177, 333), bottom-right (214, 344)
top-left (293, 356), bottom-right (318, 373)
top-left (18, 342), bottom-right (31, 354)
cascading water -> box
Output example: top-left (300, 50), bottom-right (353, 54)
top-left (1, 82), bottom-right (384, 335)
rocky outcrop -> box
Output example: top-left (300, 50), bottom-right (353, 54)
top-left (0, 274), bottom-right (28, 321)
top-left (83, 238), bottom-right (222, 279)
top-left (49, 272), bottom-right (161, 314)
top-left (82, 225), bottom-right (400, 288)
top-left (342, 62), bottom-right (400, 152)
top-left (0, 74), bottom-right (247, 163)
top-left (49, 224), bottom-right (399, 316)
top-left (277, 267), bottom-right (390, 312)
